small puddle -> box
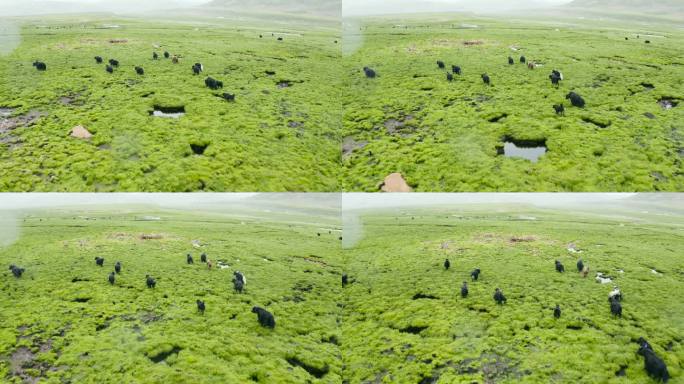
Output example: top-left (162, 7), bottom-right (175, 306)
top-left (658, 98), bottom-right (678, 109)
top-left (497, 138), bottom-right (547, 163)
top-left (149, 106), bottom-right (185, 118)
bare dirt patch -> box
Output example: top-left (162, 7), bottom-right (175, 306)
top-left (380, 173), bottom-right (412, 192)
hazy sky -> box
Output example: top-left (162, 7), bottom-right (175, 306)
top-left (343, 0), bottom-right (573, 16)
top-left (0, 0), bottom-right (210, 16)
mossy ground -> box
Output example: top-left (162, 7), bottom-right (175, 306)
top-left (0, 16), bottom-right (341, 191)
top-left (342, 206), bottom-right (684, 383)
top-left (0, 206), bottom-right (342, 383)
top-left (342, 15), bottom-right (684, 191)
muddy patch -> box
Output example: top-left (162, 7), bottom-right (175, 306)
top-left (148, 345), bottom-right (182, 363)
top-left (582, 116), bottom-right (611, 128)
top-left (286, 356), bottom-right (329, 378)
top-left (658, 98), bottom-right (679, 109)
top-left (398, 325), bottom-right (428, 335)
top-left (150, 105), bottom-right (185, 118)
top-left (412, 293), bottom-right (439, 300)
top-left (497, 137), bottom-right (547, 163)
top-left (0, 110), bottom-right (46, 133)
top-left (342, 136), bottom-right (368, 159)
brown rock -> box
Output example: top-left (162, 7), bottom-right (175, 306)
top-left (380, 173), bottom-right (412, 192)
top-left (70, 125), bottom-right (92, 139)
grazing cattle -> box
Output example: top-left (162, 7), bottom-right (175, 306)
top-left (200, 253), bottom-right (207, 263)
top-left (638, 344), bottom-right (669, 382)
top-left (234, 271), bottom-right (246, 286)
top-left (576, 259), bottom-right (584, 272)
top-left (638, 337), bottom-right (653, 351)
top-left (437, 60), bottom-right (445, 69)
top-left (277, 37), bottom-right (283, 41)
top-left (222, 93), bottom-right (236, 102)
top-left (145, 275), bottom-right (156, 288)
top-left (471, 268), bottom-right (481, 281)
top-left (520, 56), bottom-right (526, 63)
top-left (192, 63), bottom-right (203, 75)
top-left (582, 266), bottom-right (590, 278)
top-left (205, 77), bottom-right (223, 90)
top-left (252, 306), bottom-right (275, 328)
top-left (363, 67), bottom-right (376, 78)
top-left (645, 40), bottom-right (651, 44)
top-left (550, 73), bottom-right (561, 87)
top-left (94, 56), bottom-right (103, 64)
top-left (197, 300), bottom-right (205, 314)
top-left (135, 66), bottom-right (144, 75)
top-left (481, 74), bottom-right (490, 85)
top-left (106, 65), bottom-right (113, 73)
top-left (33, 61), bottom-right (47, 71)
top-left (108, 272), bottom-right (115, 285)
top-left (187, 253), bottom-right (194, 264)
top-left (114, 261), bottom-right (121, 274)
top-left (164, 51), bottom-right (170, 59)
top-left (553, 104), bottom-right (565, 116)
top-left (444, 259), bottom-right (450, 270)
top-left (259, 34), bottom-right (263, 38)
top-left (207, 260), bottom-right (213, 269)
top-left (153, 52), bottom-right (158, 60)
top-left (452, 65), bottom-right (461, 75)
top-left (171, 56), bottom-right (179, 64)
top-left (9, 265), bottom-right (24, 278)
top-left (461, 282), bottom-right (468, 298)
top-left (608, 286), bottom-right (622, 302)
top-left (233, 272), bottom-right (245, 293)
top-left (342, 274), bottom-right (348, 287)
top-left (565, 92), bottom-right (585, 108)
top-left (554, 304), bottom-right (561, 319)
top-left (610, 296), bottom-right (622, 317)
top-left (108, 59), bottom-right (119, 67)
top-left (508, 56), bottom-right (514, 65)
top-left (446, 72), bottom-right (453, 82)
top-left (555, 260), bottom-right (565, 273)
top-left (551, 69), bottom-right (563, 81)
top-left (527, 62), bottom-right (536, 70)
top-left (95, 257), bottom-right (104, 267)
top-left (493, 288), bottom-right (507, 304)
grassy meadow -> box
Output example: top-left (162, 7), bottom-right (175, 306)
top-left (342, 15), bottom-right (684, 191)
top-left (0, 201), bottom-right (343, 383)
top-left (0, 15), bottom-right (341, 191)
top-left (341, 202), bottom-right (684, 383)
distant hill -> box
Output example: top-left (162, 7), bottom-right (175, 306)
top-left (566, 0), bottom-right (684, 18)
top-left (204, 0), bottom-right (340, 18)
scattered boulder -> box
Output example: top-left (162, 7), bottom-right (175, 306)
top-left (70, 125), bottom-right (92, 139)
top-left (380, 173), bottom-right (412, 192)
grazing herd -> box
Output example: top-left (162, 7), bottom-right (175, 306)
top-left (6, 250), bottom-right (275, 330)
top-left (31, 47), bottom-right (237, 105)
top-left (341, 253), bottom-right (672, 382)
top-left (363, 54), bottom-right (588, 117)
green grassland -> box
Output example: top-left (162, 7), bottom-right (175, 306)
top-left (0, 205), bottom-right (342, 383)
top-left (0, 15), bottom-right (341, 191)
top-left (342, 15), bottom-right (684, 191)
top-left (342, 205), bottom-right (684, 383)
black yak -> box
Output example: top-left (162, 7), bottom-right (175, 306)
top-left (9, 265), bottom-right (24, 278)
top-left (200, 253), bottom-right (207, 263)
top-left (493, 288), bottom-right (507, 304)
top-left (95, 257), bottom-right (104, 267)
top-left (363, 67), bottom-right (376, 78)
top-left (508, 56), bottom-right (514, 65)
top-left (555, 260), bottom-right (565, 273)
top-left (187, 253), bottom-right (194, 264)
top-left (222, 93), bottom-right (236, 102)
top-left (33, 61), bottom-right (47, 71)
top-left (94, 56), bottom-right (103, 64)
top-left (444, 259), bottom-right (450, 270)
top-left (342, 274), bottom-right (348, 287)
top-left (471, 268), bottom-right (481, 281)
top-left (576, 259), bottom-right (584, 273)
top-left (437, 60), bottom-right (445, 69)
top-left (197, 300), bottom-right (205, 314)
top-left (135, 66), bottom-right (144, 75)
top-left (553, 104), bottom-right (565, 116)
top-left (610, 296), bottom-right (622, 317)
top-left (446, 72), bottom-right (453, 82)
top-left (153, 52), bottom-right (158, 60)
top-left (164, 51), bottom-right (170, 59)
top-left (481, 73), bottom-right (490, 85)
top-left (108, 59), bottom-right (119, 67)
top-left (106, 65), bottom-right (113, 73)
top-left (566, 92), bottom-right (585, 108)
top-left (233, 271), bottom-right (246, 293)
top-left (461, 282), bottom-right (468, 298)
top-left (252, 306), bottom-right (275, 328)
top-left (108, 272), bottom-right (115, 285)
top-left (520, 56), bottom-right (526, 63)
top-left (554, 304), bottom-right (561, 319)
top-left (638, 344), bottom-right (669, 382)
top-left (452, 65), bottom-right (461, 75)
top-left (146, 275), bottom-right (156, 288)
top-left (114, 261), bottom-right (121, 274)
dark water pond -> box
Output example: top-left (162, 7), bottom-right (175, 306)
top-left (150, 106), bottom-right (185, 118)
top-left (498, 139), bottom-right (547, 163)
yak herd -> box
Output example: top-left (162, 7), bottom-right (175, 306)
top-left (32, 49), bottom-right (237, 103)
top-left (363, 54), bottom-right (589, 117)
top-left (342, 256), bottom-right (671, 382)
top-left (7, 251), bottom-right (275, 330)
